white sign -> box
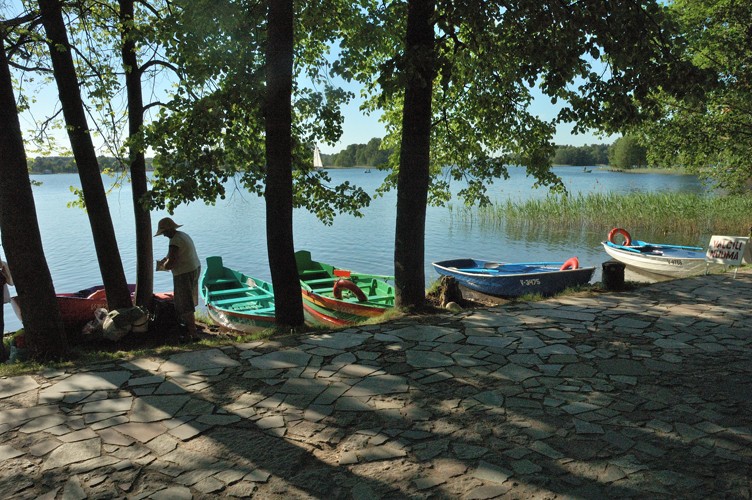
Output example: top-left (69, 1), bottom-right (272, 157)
top-left (706, 236), bottom-right (749, 266)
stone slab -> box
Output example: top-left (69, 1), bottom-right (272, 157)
top-left (160, 349), bottom-right (241, 373)
top-left (41, 371), bottom-right (132, 393)
top-left (130, 395), bottom-right (191, 422)
top-left (43, 438), bottom-right (102, 471)
top-left (0, 375), bottom-right (39, 399)
top-left (249, 350), bottom-right (312, 370)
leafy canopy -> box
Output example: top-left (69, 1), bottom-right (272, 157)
top-left (144, 0), bottom-right (370, 223)
top-left (335, 0), bottom-right (702, 206)
top-left (638, 0), bottom-right (752, 193)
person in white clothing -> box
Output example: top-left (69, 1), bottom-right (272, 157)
top-left (155, 218), bottom-right (200, 339)
top-left (1, 257), bottom-right (13, 360)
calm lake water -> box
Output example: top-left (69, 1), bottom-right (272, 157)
top-left (2, 167), bottom-right (707, 331)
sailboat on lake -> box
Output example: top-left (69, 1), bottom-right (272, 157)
top-left (313, 146), bottom-right (324, 170)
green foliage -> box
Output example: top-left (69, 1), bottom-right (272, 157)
top-left (608, 136), bottom-right (647, 170)
top-left (553, 144), bottom-right (610, 166)
top-left (335, 1), bottom-right (696, 208)
top-left (638, 0), bottom-right (752, 193)
top-left (142, 0), bottom-right (371, 223)
top-left (329, 138), bottom-right (393, 167)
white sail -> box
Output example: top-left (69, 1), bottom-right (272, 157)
top-left (313, 146), bottom-right (323, 170)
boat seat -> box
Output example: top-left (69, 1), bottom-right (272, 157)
top-left (366, 296), bottom-right (393, 303)
top-left (206, 278), bottom-right (237, 286)
top-left (213, 295), bottom-right (273, 307)
top-left (304, 278), bottom-right (337, 285)
top-left (300, 270), bottom-right (328, 277)
top-left (208, 287), bottom-right (250, 297)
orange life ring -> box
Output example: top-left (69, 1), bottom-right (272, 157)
top-left (559, 257), bottom-right (579, 271)
top-left (333, 279), bottom-right (368, 302)
top-left (608, 227), bottom-right (632, 246)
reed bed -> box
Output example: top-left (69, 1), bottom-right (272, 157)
top-left (450, 192), bottom-right (752, 236)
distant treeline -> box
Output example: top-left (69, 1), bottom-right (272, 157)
top-left (322, 139), bottom-right (614, 168)
top-left (321, 137), bottom-right (394, 167)
top-left (28, 156), bottom-right (154, 174)
top-left (553, 143), bottom-right (610, 166)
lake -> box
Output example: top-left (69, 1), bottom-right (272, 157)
top-left (2, 167), bottom-right (707, 332)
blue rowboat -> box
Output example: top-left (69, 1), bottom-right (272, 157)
top-left (200, 256), bottom-right (275, 333)
top-left (432, 258), bottom-right (595, 297)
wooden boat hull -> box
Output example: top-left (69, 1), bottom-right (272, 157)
top-left (201, 256), bottom-right (275, 334)
top-left (11, 284), bottom-right (136, 333)
top-left (295, 250), bottom-right (394, 326)
top-left (432, 259), bottom-right (595, 298)
top-left (602, 241), bottom-right (725, 277)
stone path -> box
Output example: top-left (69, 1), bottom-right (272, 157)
top-left (1, 271), bottom-right (751, 499)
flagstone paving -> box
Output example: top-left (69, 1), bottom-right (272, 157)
top-left (1, 271), bottom-right (752, 499)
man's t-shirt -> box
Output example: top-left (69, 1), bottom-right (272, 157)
top-left (169, 231), bottom-right (200, 276)
top-left (1, 261), bottom-right (13, 303)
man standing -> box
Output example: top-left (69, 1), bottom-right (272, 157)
top-left (155, 217), bottom-right (200, 339)
top-left (1, 255), bottom-right (13, 360)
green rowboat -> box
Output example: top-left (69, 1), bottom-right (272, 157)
top-left (295, 250), bottom-right (395, 326)
top-left (200, 256), bottom-right (275, 333)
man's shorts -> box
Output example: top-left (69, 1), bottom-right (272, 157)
top-left (173, 266), bottom-right (200, 315)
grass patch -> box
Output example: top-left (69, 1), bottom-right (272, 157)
top-left (361, 307), bottom-right (407, 325)
top-left (450, 191), bottom-right (752, 236)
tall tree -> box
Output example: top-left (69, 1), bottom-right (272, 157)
top-left (0, 26), bottom-right (68, 360)
top-left (393, 0), bottom-right (435, 307)
top-left (119, 0), bottom-right (153, 309)
top-left (38, 0), bottom-right (132, 311)
top-left (265, 0), bottom-right (303, 327)
top-left (608, 135), bottom-right (647, 170)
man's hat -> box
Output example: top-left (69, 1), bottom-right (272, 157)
top-left (154, 217), bottom-right (183, 237)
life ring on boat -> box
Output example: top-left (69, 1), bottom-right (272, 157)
top-left (559, 257), bottom-right (579, 271)
top-left (333, 279), bottom-right (368, 302)
top-left (608, 227), bottom-right (632, 246)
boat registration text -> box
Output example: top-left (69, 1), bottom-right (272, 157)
top-left (520, 279), bottom-right (541, 286)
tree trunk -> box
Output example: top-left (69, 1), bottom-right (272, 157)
top-left (0, 38), bottom-right (69, 360)
top-left (38, 0), bottom-right (132, 310)
top-left (120, 0), bottom-right (153, 310)
top-left (394, 0), bottom-right (435, 309)
top-left (265, 0), bottom-right (304, 327)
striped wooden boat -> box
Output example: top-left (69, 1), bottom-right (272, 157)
top-left (295, 250), bottom-right (394, 326)
top-left (200, 256), bottom-right (275, 333)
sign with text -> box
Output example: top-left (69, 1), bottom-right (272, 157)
top-left (706, 236), bottom-right (749, 266)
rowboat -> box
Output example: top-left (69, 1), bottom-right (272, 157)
top-left (295, 250), bottom-right (394, 326)
top-left (602, 227), bottom-right (724, 277)
top-left (432, 258), bottom-right (595, 297)
top-left (200, 256), bottom-right (275, 333)
top-left (11, 284), bottom-right (136, 333)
